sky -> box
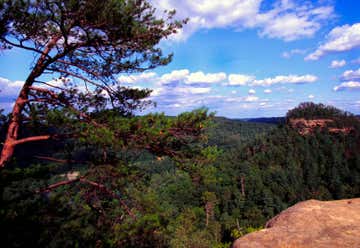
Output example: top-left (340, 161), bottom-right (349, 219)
top-left (1, 0), bottom-right (360, 118)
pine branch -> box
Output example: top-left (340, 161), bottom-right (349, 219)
top-left (37, 177), bottom-right (136, 219)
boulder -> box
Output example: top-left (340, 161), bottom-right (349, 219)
top-left (233, 198), bottom-right (360, 248)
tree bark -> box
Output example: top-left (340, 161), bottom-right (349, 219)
top-left (0, 36), bottom-right (60, 168)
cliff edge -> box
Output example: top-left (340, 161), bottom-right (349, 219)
top-left (233, 198), bottom-right (360, 248)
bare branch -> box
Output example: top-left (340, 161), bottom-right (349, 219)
top-left (34, 80), bottom-right (68, 91)
top-left (57, 59), bottom-right (101, 78)
top-left (28, 86), bottom-right (106, 128)
top-left (12, 135), bottom-right (52, 146)
top-left (0, 37), bottom-right (52, 59)
top-left (46, 68), bottom-right (108, 90)
top-left (33, 156), bottom-right (80, 164)
top-left (37, 177), bottom-right (136, 219)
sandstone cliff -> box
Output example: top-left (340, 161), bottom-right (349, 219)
top-left (233, 198), bottom-right (360, 248)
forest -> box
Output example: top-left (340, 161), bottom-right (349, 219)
top-left (0, 0), bottom-right (360, 247)
top-left (1, 102), bottom-right (360, 247)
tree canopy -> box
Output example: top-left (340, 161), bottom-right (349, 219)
top-left (0, 0), bottom-right (187, 167)
top-left (286, 102), bottom-right (352, 120)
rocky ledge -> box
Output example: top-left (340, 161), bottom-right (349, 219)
top-left (233, 198), bottom-right (360, 248)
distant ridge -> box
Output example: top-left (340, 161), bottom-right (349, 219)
top-left (239, 117), bottom-right (285, 125)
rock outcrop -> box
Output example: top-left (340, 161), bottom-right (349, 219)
top-left (289, 118), bottom-right (355, 135)
top-left (233, 198), bottom-right (360, 248)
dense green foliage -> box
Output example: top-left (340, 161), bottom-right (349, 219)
top-left (1, 103), bottom-right (359, 247)
top-left (286, 102), bottom-right (353, 120)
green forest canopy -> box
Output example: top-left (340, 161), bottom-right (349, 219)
top-left (1, 102), bottom-right (359, 247)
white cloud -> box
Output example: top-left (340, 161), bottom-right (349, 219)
top-left (151, 87), bottom-right (164, 97)
top-left (174, 87), bottom-right (211, 94)
top-left (258, 6), bottom-right (333, 41)
top-left (227, 74), bottom-right (255, 86)
top-left (118, 72), bottom-right (157, 84)
top-left (185, 71), bottom-right (226, 84)
top-left (0, 77), bottom-right (24, 97)
top-left (244, 95), bottom-right (259, 102)
top-left (308, 94), bottom-right (315, 99)
top-left (251, 74), bottom-right (318, 86)
top-left (169, 103), bottom-right (182, 108)
top-left (282, 49), bottom-right (306, 58)
top-left (330, 59), bottom-right (346, 68)
top-left (153, 0), bottom-right (333, 42)
top-left (225, 95), bottom-right (259, 103)
top-left (160, 69), bottom-right (190, 84)
top-left (159, 70), bottom-right (227, 85)
top-left (264, 89), bottom-right (272, 94)
top-left (248, 89), bottom-right (256, 95)
top-left (131, 70), bottom-right (317, 89)
top-left (342, 68), bottom-right (360, 80)
top-left (333, 81), bottom-right (360, 91)
top-left (122, 69), bottom-right (321, 116)
top-left (306, 23), bottom-right (360, 60)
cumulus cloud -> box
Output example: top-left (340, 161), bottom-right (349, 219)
top-left (306, 23), bottom-right (360, 60)
top-left (160, 69), bottom-right (189, 85)
top-left (227, 74), bottom-right (255, 86)
top-left (114, 70), bottom-right (319, 116)
top-left (186, 71), bottom-right (226, 84)
top-left (157, 70), bottom-right (227, 85)
top-left (248, 89), bottom-right (256, 95)
top-left (251, 74), bottom-right (318, 86)
top-left (308, 94), bottom-right (315, 99)
top-left (153, 0), bottom-right (333, 41)
top-left (119, 69), bottom-right (228, 88)
top-left (174, 87), bottom-right (211, 94)
top-left (258, 5), bottom-right (333, 41)
top-left (136, 70), bottom-right (318, 88)
top-left (264, 89), bottom-right (272, 94)
top-left (333, 81), bottom-right (360, 91)
top-left (0, 77), bottom-right (24, 97)
top-left (118, 72), bottom-right (157, 84)
top-left (244, 95), bottom-right (259, 102)
top-left (341, 68), bottom-right (360, 80)
top-left (151, 87), bottom-right (164, 97)
top-left (330, 59), bottom-right (346, 68)
top-left (225, 95), bottom-right (259, 103)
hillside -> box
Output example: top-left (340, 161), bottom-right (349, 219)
top-left (1, 103), bottom-right (360, 247)
top-left (208, 117), bottom-right (275, 148)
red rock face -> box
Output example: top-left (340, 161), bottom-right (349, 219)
top-left (233, 198), bottom-right (360, 248)
top-left (289, 118), bottom-right (354, 135)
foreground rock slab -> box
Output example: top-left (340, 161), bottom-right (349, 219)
top-left (233, 198), bottom-right (360, 248)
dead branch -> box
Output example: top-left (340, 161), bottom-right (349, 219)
top-left (37, 177), bottom-right (136, 219)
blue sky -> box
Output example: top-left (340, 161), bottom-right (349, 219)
top-left (1, 0), bottom-right (360, 118)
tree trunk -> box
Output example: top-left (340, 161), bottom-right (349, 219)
top-left (241, 176), bottom-right (245, 197)
top-left (0, 36), bottom-right (60, 168)
top-left (0, 83), bottom-right (31, 167)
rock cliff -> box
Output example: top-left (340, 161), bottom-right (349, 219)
top-left (233, 198), bottom-right (360, 248)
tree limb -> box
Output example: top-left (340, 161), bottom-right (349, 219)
top-left (37, 177), bottom-right (136, 219)
top-left (12, 135), bottom-right (52, 146)
top-left (0, 37), bottom-right (52, 59)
